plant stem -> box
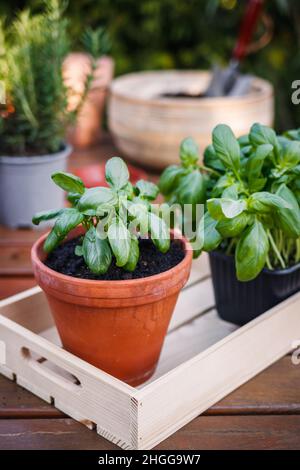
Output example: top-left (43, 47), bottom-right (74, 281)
top-left (198, 164), bottom-right (221, 178)
top-left (267, 229), bottom-right (286, 269)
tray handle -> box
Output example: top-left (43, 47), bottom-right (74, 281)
top-left (20, 346), bottom-right (82, 393)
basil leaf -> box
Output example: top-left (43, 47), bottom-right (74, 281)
top-left (204, 144), bottom-right (225, 172)
top-left (148, 212), bottom-right (170, 253)
top-left (275, 184), bottom-right (300, 238)
top-left (51, 172), bottom-right (85, 194)
top-left (217, 212), bottom-right (249, 238)
top-left (32, 208), bottom-right (62, 225)
top-left (159, 165), bottom-right (185, 195)
top-left (246, 144), bottom-right (273, 182)
top-left (196, 212), bottom-right (222, 252)
top-left (75, 245), bottom-right (83, 256)
top-left (249, 123), bottom-right (280, 159)
top-left (207, 198), bottom-right (247, 220)
top-left (67, 192), bottom-right (82, 206)
top-left (235, 219), bottom-right (269, 281)
top-left (108, 218), bottom-right (131, 267)
top-left (124, 238), bottom-right (140, 272)
top-left (279, 140), bottom-right (300, 168)
top-left (176, 170), bottom-right (206, 205)
top-left (82, 227), bottom-right (112, 274)
top-left (105, 157), bottom-right (129, 190)
top-left (222, 184), bottom-right (239, 200)
top-left (43, 229), bottom-right (64, 253)
top-left (135, 180), bottom-right (159, 200)
top-left (78, 187), bottom-right (117, 212)
top-left (248, 192), bottom-right (292, 213)
top-left (53, 208), bottom-right (84, 238)
top-left (212, 124), bottom-right (240, 174)
top-left (180, 137), bottom-right (199, 167)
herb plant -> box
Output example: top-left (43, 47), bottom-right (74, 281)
top-left (33, 157), bottom-right (170, 274)
top-left (159, 123), bottom-right (300, 281)
top-left (0, 0), bottom-right (110, 155)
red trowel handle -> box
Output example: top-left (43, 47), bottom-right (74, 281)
top-left (232, 0), bottom-right (264, 62)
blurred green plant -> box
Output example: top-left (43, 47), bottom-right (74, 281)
top-left (0, 0), bottom-right (110, 155)
top-left (2, 0), bottom-right (299, 131)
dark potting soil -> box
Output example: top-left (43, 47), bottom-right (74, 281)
top-left (159, 92), bottom-right (204, 99)
top-left (45, 236), bottom-right (185, 281)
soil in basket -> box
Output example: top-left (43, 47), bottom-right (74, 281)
top-left (45, 236), bottom-right (185, 281)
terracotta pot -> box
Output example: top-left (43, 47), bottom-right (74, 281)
top-left (64, 53), bottom-right (114, 148)
top-left (108, 70), bottom-right (274, 169)
top-left (31, 228), bottom-right (192, 386)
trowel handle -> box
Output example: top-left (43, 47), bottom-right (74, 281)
top-left (232, 0), bottom-right (264, 62)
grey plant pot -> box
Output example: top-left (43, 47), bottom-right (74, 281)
top-left (0, 144), bottom-right (72, 228)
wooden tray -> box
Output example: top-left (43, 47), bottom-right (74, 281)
top-left (0, 254), bottom-right (299, 450)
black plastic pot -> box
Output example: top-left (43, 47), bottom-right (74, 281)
top-left (209, 250), bottom-right (300, 326)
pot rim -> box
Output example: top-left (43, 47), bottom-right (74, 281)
top-left (109, 70), bottom-right (273, 108)
top-left (0, 143), bottom-right (72, 164)
top-left (209, 249), bottom-right (300, 276)
top-left (31, 227), bottom-right (193, 288)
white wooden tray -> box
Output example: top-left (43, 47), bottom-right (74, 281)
top-left (0, 253), bottom-right (299, 450)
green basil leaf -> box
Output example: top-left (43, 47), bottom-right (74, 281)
top-left (212, 124), bottom-right (240, 174)
top-left (82, 227), bottom-right (112, 274)
top-left (248, 192), bottom-right (292, 213)
top-left (176, 170), bottom-right (206, 205)
top-left (246, 144), bottom-right (273, 181)
top-left (207, 198), bottom-right (247, 220)
top-left (105, 157), bottom-right (129, 190)
top-left (148, 212), bottom-right (170, 253)
top-left (203, 144), bottom-right (225, 172)
top-left (179, 137), bottom-right (199, 167)
top-left (279, 140), bottom-right (300, 168)
top-left (67, 192), bottom-right (82, 206)
top-left (275, 184), bottom-right (300, 238)
top-left (222, 184), bottom-right (239, 200)
top-left (75, 245), bottom-right (83, 256)
top-left (51, 172), bottom-right (85, 194)
top-left (124, 238), bottom-right (140, 272)
top-left (283, 129), bottom-right (300, 141)
top-left (216, 212), bottom-right (249, 238)
top-left (32, 208), bottom-right (62, 225)
top-left (249, 123), bottom-right (280, 164)
top-left (196, 212), bottom-right (222, 252)
top-left (210, 173), bottom-right (235, 197)
top-left (53, 208), bottom-right (84, 238)
top-left (235, 219), bottom-right (269, 281)
top-left (135, 180), bottom-right (159, 200)
top-left (158, 165), bottom-right (185, 195)
top-left (78, 187), bottom-right (117, 212)
top-left (43, 229), bottom-right (64, 253)
top-left (108, 218), bottom-right (131, 267)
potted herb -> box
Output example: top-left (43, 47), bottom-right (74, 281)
top-left (31, 157), bottom-right (192, 386)
top-left (159, 123), bottom-right (300, 325)
top-left (0, 1), bottom-right (107, 227)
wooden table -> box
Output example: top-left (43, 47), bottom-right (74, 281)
top-left (0, 136), bottom-right (300, 450)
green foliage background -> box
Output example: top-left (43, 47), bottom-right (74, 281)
top-left (2, 0), bottom-right (300, 131)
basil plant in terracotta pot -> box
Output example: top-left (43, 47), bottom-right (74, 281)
top-left (159, 123), bottom-right (300, 325)
top-left (31, 157), bottom-right (192, 386)
top-left (0, 0), bottom-right (108, 227)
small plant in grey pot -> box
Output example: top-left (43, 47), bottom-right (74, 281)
top-left (0, 0), bottom-right (109, 227)
top-left (159, 123), bottom-right (300, 325)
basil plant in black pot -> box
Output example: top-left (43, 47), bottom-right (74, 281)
top-left (159, 123), bottom-right (300, 325)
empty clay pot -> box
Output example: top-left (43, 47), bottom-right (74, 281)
top-left (31, 227), bottom-right (192, 386)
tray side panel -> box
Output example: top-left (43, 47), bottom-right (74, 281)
top-left (0, 314), bottom-right (136, 450)
top-left (137, 292), bottom-right (300, 450)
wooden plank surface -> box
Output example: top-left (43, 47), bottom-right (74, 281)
top-left (0, 137), bottom-right (300, 450)
top-left (0, 415), bottom-right (300, 450)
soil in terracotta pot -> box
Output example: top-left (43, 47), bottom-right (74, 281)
top-left (45, 237), bottom-right (185, 280)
